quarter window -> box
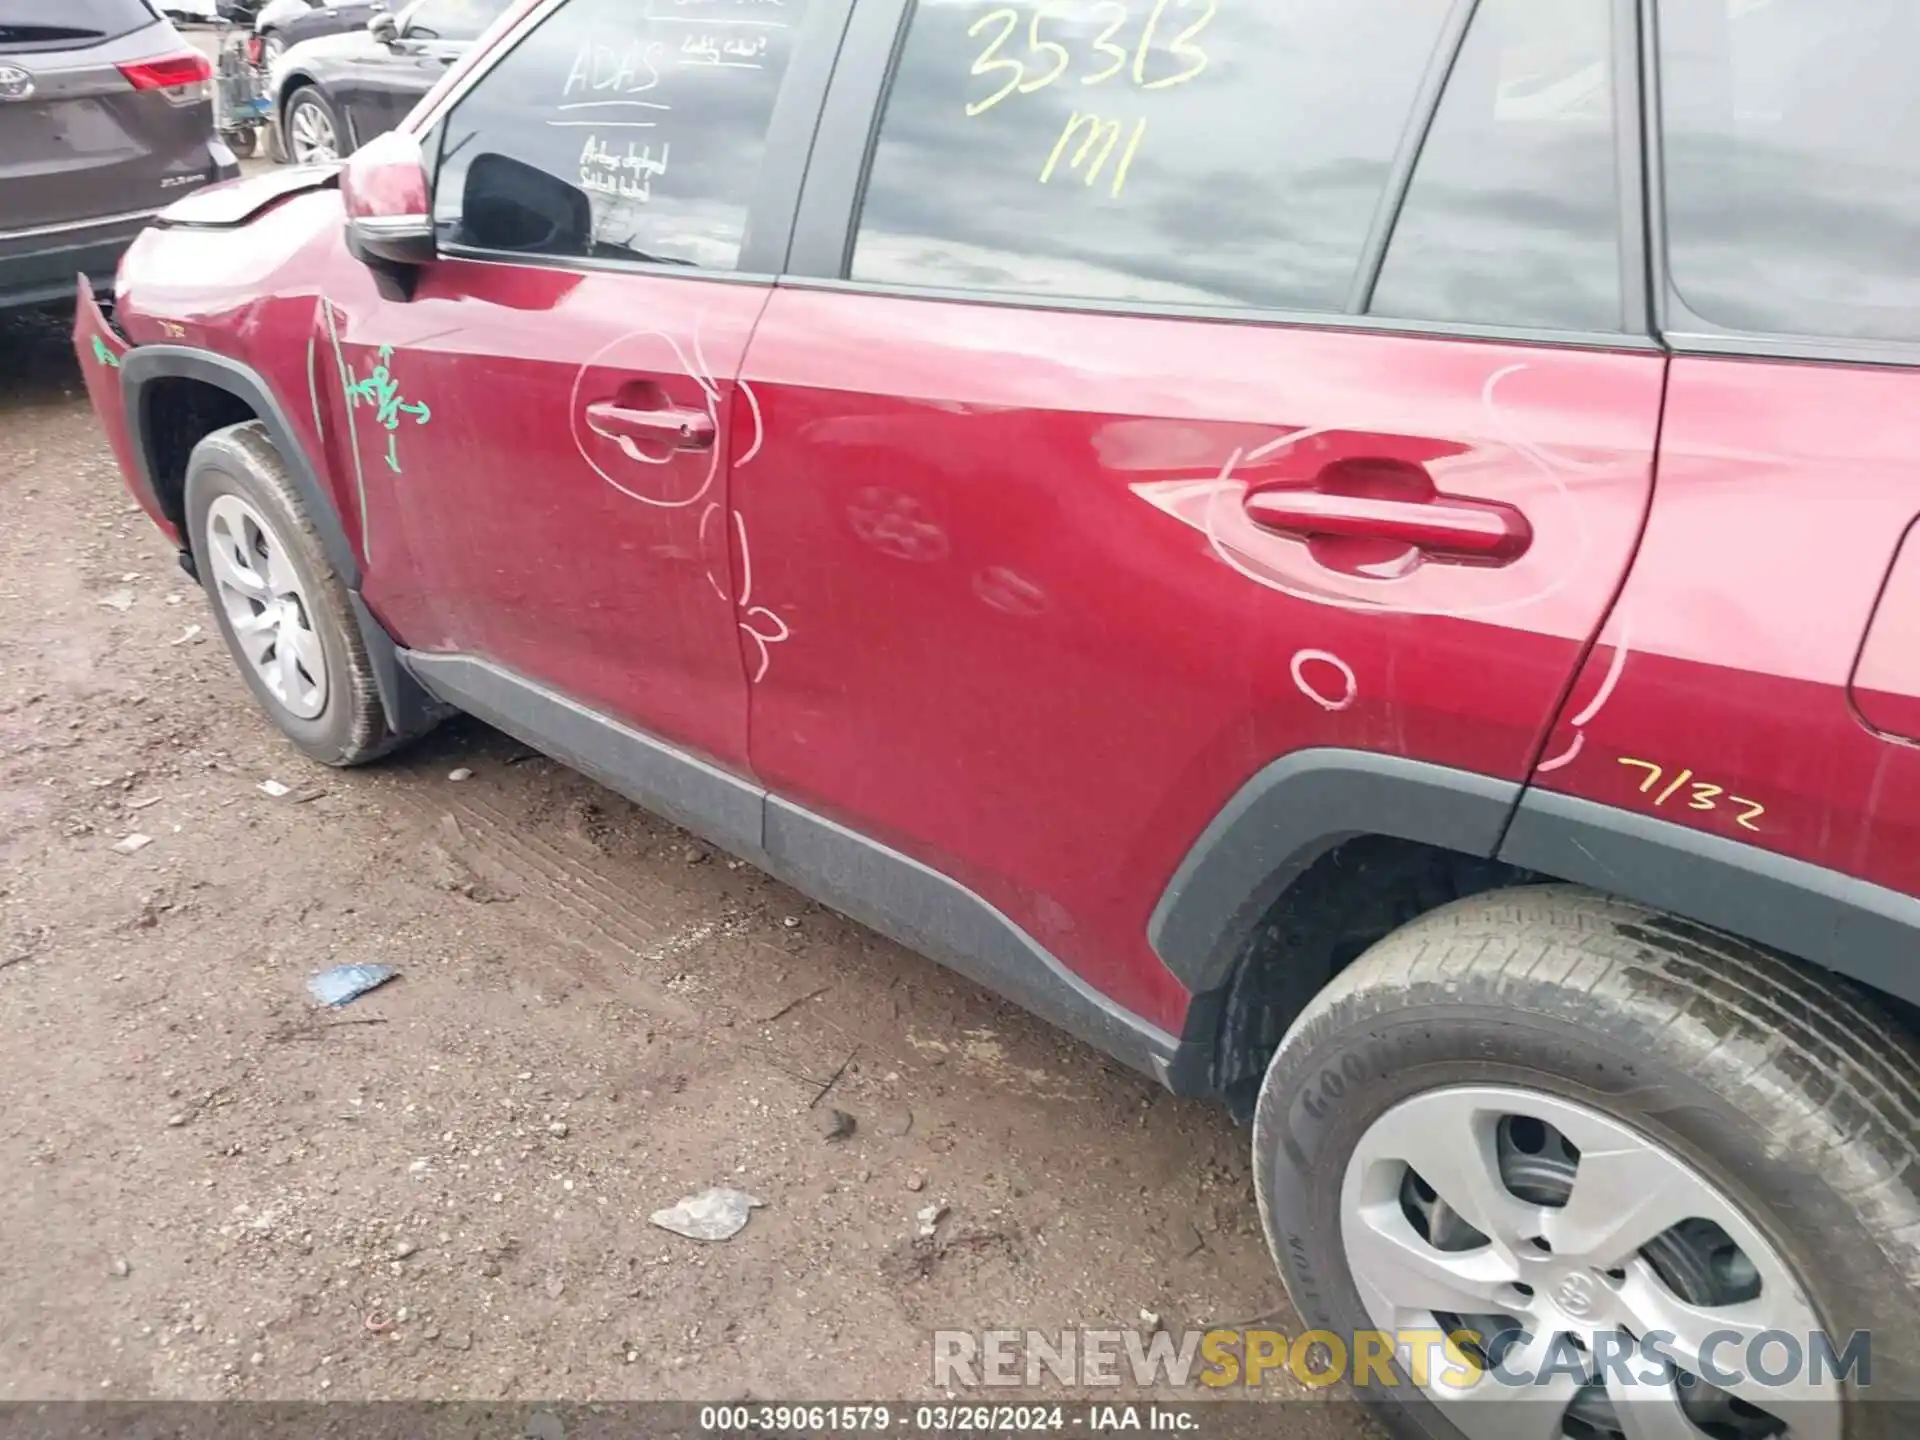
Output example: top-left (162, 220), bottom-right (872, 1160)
top-left (1658, 0), bottom-right (1920, 344)
top-left (850, 0), bottom-right (1457, 313)
top-left (1371, 0), bottom-right (1623, 333)
top-left (431, 0), bottom-right (813, 270)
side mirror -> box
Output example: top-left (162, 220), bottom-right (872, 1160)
top-left (459, 152), bottom-right (593, 255)
top-left (369, 11), bottom-right (398, 43)
top-left (341, 129), bottom-right (433, 275)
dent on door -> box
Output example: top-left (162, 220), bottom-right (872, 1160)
top-left (735, 290), bottom-right (1664, 1030)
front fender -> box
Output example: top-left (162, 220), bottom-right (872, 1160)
top-left (115, 344), bottom-right (440, 738)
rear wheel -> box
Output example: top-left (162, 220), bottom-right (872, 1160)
top-left (1254, 886), bottom-right (1920, 1440)
top-left (185, 422), bottom-right (402, 768)
top-left (284, 84), bottom-right (341, 163)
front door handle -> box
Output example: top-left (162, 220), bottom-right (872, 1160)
top-left (585, 399), bottom-right (716, 453)
top-left (1243, 489), bottom-right (1532, 564)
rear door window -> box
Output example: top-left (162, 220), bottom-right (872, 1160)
top-left (1371, 0), bottom-right (1624, 333)
top-left (0, 0), bottom-right (157, 50)
top-left (430, 0), bottom-right (813, 270)
top-left (1658, 0), bottom-right (1920, 344)
top-left (849, 0), bottom-right (1457, 313)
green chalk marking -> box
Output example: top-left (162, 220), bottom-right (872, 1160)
top-left (347, 347), bottom-right (431, 475)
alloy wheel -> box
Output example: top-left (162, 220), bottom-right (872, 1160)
top-left (287, 95), bottom-right (338, 163)
top-left (204, 493), bottom-right (329, 721)
top-left (1340, 1086), bottom-right (1842, 1440)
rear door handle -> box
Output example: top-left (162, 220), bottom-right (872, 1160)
top-left (1243, 489), bottom-right (1532, 563)
top-left (585, 399), bottom-right (716, 452)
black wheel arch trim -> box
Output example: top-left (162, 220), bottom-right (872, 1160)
top-left (402, 652), bottom-right (1202, 1093)
top-left (120, 344), bottom-right (358, 586)
top-left (118, 343), bottom-right (439, 738)
top-left (1148, 749), bottom-right (1524, 997)
top-left (1499, 788), bottom-right (1920, 1011)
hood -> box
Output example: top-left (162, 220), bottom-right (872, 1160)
top-left (156, 163), bottom-right (339, 229)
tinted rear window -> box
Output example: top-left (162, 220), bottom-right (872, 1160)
top-left (1372, 0), bottom-right (1623, 333)
top-left (0, 0), bottom-right (158, 50)
top-left (1659, 0), bottom-right (1920, 344)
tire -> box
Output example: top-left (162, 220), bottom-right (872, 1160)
top-left (1253, 885), bottom-right (1920, 1440)
top-left (224, 126), bottom-right (259, 159)
top-left (184, 421), bottom-right (404, 768)
top-left (283, 84), bottom-right (342, 164)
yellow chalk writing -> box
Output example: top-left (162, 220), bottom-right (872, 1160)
top-left (965, 8), bottom-right (1024, 117)
top-left (1019, 1), bottom-right (1073, 92)
top-left (1082, 0), bottom-right (1130, 84)
top-left (1135, 0), bottom-right (1216, 90)
top-left (1040, 111), bottom-right (1148, 196)
top-left (1616, 759), bottom-right (1767, 833)
top-left (962, 0), bottom-right (1218, 194)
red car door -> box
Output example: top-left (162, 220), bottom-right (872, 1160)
top-left (1525, 0), bottom-right (1920, 902)
top-left (735, 0), bottom-right (1665, 1032)
top-left (325, 0), bottom-right (841, 776)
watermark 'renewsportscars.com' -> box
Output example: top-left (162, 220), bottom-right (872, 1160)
top-left (932, 1327), bottom-right (1871, 1393)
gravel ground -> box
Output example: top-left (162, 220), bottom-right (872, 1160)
top-left (0, 303), bottom-right (1376, 1438)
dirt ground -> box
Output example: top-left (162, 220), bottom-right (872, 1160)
top-left (0, 305), bottom-right (1374, 1435)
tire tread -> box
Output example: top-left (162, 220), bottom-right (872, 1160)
top-left (1266, 884), bottom-right (1920, 1289)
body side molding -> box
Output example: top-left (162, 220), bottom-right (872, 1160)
top-left (1149, 749), bottom-right (1523, 996)
top-left (1500, 788), bottom-right (1920, 1009)
top-left (403, 654), bottom-right (768, 865)
top-left (762, 797), bottom-right (1189, 1089)
top-left (400, 654), bottom-right (1198, 1090)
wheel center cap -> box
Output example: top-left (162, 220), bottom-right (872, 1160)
top-left (1552, 1271), bottom-right (1601, 1319)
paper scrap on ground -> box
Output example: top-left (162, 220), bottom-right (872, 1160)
top-left (307, 963), bottom-right (398, 1007)
top-left (648, 1187), bottom-right (765, 1242)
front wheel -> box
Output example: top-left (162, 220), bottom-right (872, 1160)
top-left (185, 422), bottom-right (406, 768)
top-left (1254, 886), bottom-right (1920, 1440)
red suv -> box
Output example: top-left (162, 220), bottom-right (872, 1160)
top-left (76, 0), bottom-right (1920, 1434)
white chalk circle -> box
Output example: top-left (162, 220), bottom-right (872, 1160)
top-left (567, 325), bottom-right (722, 510)
top-left (1291, 650), bottom-right (1358, 713)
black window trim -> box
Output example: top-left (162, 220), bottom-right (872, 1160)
top-left (783, 0), bottom-right (1656, 352)
top-left (409, 0), bottom-right (856, 282)
top-left (1641, 0), bottom-right (1920, 369)
top-left (1345, 0), bottom-right (1479, 315)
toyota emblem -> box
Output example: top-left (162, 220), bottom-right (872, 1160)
top-left (0, 65), bottom-right (34, 102)
top-left (1554, 1272), bottom-right (1601, 1319)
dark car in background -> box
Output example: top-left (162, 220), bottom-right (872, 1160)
top-left (0, 0), bottom-right (233, 310)
top-left (253, 0), bottom-right (384, 63)
top-left (270, 0), bottom-right (504, 162)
